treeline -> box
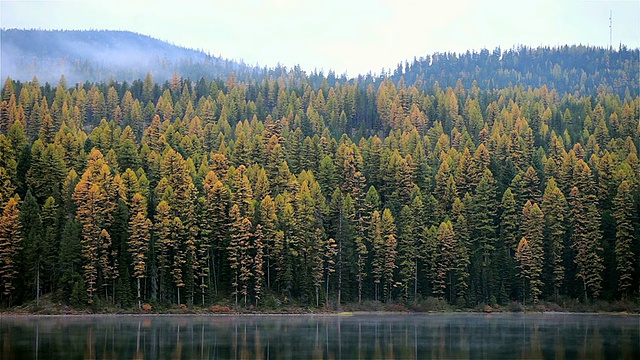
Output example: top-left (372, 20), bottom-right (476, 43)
top-left (393, 45), bottom-right (640, 98)
top-left (0, 59), bottom-right (638, 309)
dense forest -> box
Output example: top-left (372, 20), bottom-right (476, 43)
top-left (0, 45), bottom-right (638, 311)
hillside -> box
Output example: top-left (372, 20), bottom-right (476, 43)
top-left (390, 46), bottom-right (639, 98)
top-left (0, 42), bottom-right (638, 311)
top-left (1, 29), bottom-right (247, 84)
top-left (2, 30), bottom-right (639, 100)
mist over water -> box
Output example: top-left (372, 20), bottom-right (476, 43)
top-left (1, 313), bottom-right (638, 359)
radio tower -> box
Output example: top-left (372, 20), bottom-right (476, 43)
top-left (609, 10), bottom-right (612, 50)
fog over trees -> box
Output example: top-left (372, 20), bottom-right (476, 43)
top-left (0, 34), bottom-right (638, 309)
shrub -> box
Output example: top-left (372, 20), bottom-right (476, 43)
top-left (508, 301), bottom-right (524, 312)
top-left (211, 305), bottom-right (234, 314)
top-left (142, 303), bottom-right (152, 311)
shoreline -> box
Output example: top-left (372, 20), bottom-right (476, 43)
top-left (1, 310), bottom-right (637, 317)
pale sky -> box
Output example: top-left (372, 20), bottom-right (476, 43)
top-left (1, 0), bottom-right (639, 76)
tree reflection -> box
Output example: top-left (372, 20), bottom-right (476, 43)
top-left (0, 314), bottom-right (637, 358)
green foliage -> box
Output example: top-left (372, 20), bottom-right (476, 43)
top-left (0, 47), bottom-right (638, 310)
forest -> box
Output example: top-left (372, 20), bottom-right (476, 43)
top-left (0, 45), bottom-right (638, 311)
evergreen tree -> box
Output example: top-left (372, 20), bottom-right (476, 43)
top-left (128, 193), bottom-right (151, 309)
top-left (470, 169), bottom-right (498, 304)
top-left (613, 181), bottom-right (635, 297)
top-left (19, 191), bottom-right (44, 304)
top-left (541, 178), bottom-right (567, 299)
top-left (515, 237), bottom-right (533, 305)
top-left (569, 186), bottom-right (604, 300)
top-left (433, 221), bottom-right (456, 301)
top-left (0, 197), bottom-right (22, 305)
top-left (519, 201), bottom-right (544, 304)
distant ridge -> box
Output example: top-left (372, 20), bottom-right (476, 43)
top-left (1, 29), bottom-right (638, 98)
top-left (1, 29), bottom-right (242, 84)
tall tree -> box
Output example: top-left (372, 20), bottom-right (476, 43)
top-left (613, 181), bottom-right (635, 297)
top-left (128, 193), bottom-right (151, 309)
top-left (569, 186), bottom-right (604, 300)
top-left (541, 178), bottom-right (567, 299)
top-left (19, 191), bottom-right (44, 304)
top-left (515, 237), bottom-right (533, 305)
top-left (0, 197), bottom-right (22, 305)
top-left (519, 201), bottom-right (544, 304)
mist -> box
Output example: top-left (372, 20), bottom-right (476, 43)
top-left (0, 29), bottom-right (230, 84)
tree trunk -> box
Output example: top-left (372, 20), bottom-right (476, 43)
top-left (326, 274), bottom-right (330, 308)
top-left (201, 277), bottom-right (205, 306)
top-left (137, 278), bottom-right (141, 309)
top-left (36, 266), bottom-right (40, 306)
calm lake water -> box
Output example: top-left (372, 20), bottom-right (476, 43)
top-left (0, 313), bottom-right (638, 359)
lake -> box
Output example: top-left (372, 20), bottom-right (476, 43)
top-left (0, 313), bottom-right (638, 359)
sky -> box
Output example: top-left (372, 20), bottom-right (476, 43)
top-left (1, 0), bottom-right (639, 76)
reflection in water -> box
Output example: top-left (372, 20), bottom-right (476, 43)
top-left (0, 313), bottom-right (638, 359)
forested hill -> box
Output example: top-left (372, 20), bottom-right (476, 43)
top-left (0, 43), bottom-right (638, 312)
top-left (1, 29), bottom-right (252, 84)
top-left (2, 29), bottom-right (639, 99)
top-left (390, 46), bottom-right (639, 98)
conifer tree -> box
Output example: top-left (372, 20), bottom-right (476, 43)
top-left (470, 169), bottom-right (498, 304)
top-left (0, 197), bottom-right (22, 305)
top-left (19, 191), bottom-right (44, 304)
top-left (541, 178), bottom-right (567, 299)
top-left (613, 181), bottom-right (635, 297)
top-left (397, 205), bottom-right (417, 301)
top-left (515, 237), bottom-right (533, 305)
top-left (569, 186), bottom-right (604, 300)
top-left (519, 201), bottom-right (544, 303)
top-left (433, 221), bottom-right (456, 301)
top-left (128, 194), bottom-right (151, 309)
top-left (228, 204), bottom-right (252, 306)
top-left (40, 196), bottom-right (58, 295)
top-left (252, 224), bottom-right (265, 306)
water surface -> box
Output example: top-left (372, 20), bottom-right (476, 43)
top-left (1, 313), bottom-right (638, 359)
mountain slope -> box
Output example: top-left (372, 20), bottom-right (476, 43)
top-left (388, 46), bottom-right (639, 98)
top-left (1, 29), bottom-right (243, 84)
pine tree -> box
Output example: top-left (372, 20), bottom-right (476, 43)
top-left (228, 205), bottom-right (252, 307)
top-left (128, 194), bottom-right (151, 309)
top-left (73, 149), bottom-right (121, 304)
top-left (40, 196), bottom-right (58, 296)
top-left (203, 172), bottom-right (230, 294)
top-left (433, 221), bottom-right (456, 301)
top-left (169, 216), bottom-right (185, 305)
top-left (0, 197), bottom-right (22, 305)
top-left (19, 191), bottom-right (44, 304)
top-left (541, 178), bottom-right (567, 299)
top-left (151, 199), bottom-right (167, 302)
top-left (569, 186), bottom-right (604, 300)
top-left (370, 210), bottom-right (384, 301)
top-left (371, 208), bottom-right (397, 302)
top-left (397, 205), bottom-right (417, 301)
top-left (470, 169), bottom-right (498, 304)
top-left (515, 237), bottom-right (533, 305)
top-left (252, 224), bottom-right (265, 306)
top-left (453, 214), bottom-right (470, 304)
top-left (519, 201), bottom-right (544, 303)
top-left (613, 181), bottom-right (635, 297)
top-left (500, 188), bottom-right (519, 255)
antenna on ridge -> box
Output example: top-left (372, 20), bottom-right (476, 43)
top-left (609, 10), bottom-right (612, 50)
